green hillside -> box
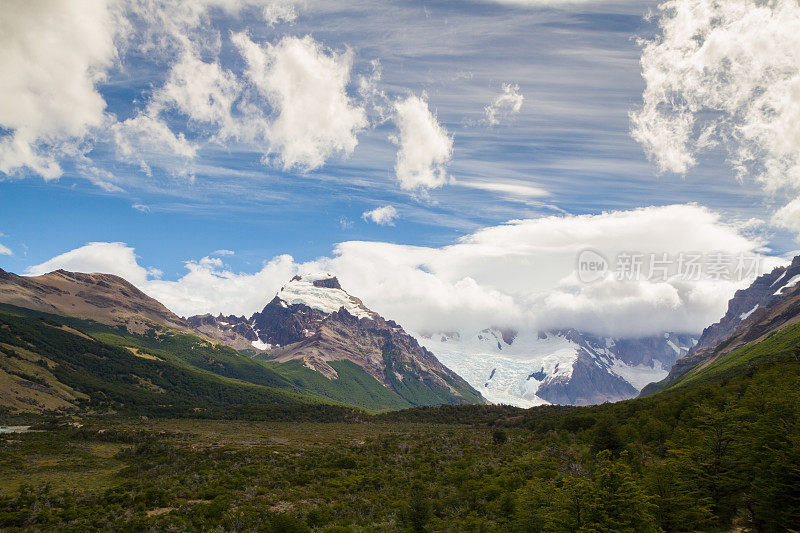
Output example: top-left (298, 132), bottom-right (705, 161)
top-left (0, 304), bottom-right (478, 416)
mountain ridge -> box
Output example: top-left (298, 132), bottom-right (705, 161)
top-left (0, 267), bottom-right (193, 334)
top-left (641, 254), bottom-right (800, 395)
top-left (422, 327), bottom-right (695, 406)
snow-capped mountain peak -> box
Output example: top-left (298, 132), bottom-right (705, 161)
top-left (276, 274), bottom-right (376, 320)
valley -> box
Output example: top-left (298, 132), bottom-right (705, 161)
top-left (0, 261), bottom-right (800, 530)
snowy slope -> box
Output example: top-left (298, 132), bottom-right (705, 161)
top-left (276, 274), bottom-right (375, 320)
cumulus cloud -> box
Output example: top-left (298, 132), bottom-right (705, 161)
top-left (0, 243), bottom-right (12, 256)
top-left (328, 204), bottom-right (781, 337)
top-left (0, 0), bottom-right (118, 180)
top-left (0, 0), bottom-right (344, 183)
top-left (772, 197), bottom-right (800, 236)
top-left (392, 95), bottom-right (453, 192)
top-left (362, 205), bottom-right (399, 226)
top-left (152, 51), bottom-right (242, 139)
top-left (233, 33), bottom-right (367, 170)
top-left (631, 0), bottom-right (800, 195)
top-left (26, 205), bottom-right (783, 338)
top-left (484, 83), bottom-right (524, 126)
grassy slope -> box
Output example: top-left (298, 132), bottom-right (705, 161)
top-left (1, 305), bottom-right (799, 530)
top-left (0, 305), bottom-right (355, 419)
top-left (260, 359), bottom-right (414, 411)
top-left (0, 303), bottom-right (480, 414)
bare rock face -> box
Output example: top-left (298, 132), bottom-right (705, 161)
top-left (0, 268), bottom-right (191, 334)
top-left (536, 351), bottom-right (637, 406)
top-left (249, 296), bottom-right (330, 348)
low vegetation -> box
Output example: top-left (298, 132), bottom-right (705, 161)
top-left (1, 305), bottom-right (799, 530)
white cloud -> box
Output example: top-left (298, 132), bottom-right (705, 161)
top-left (484, 83), bottom-right (524, 126)
top-left (362, 205), bottom-right (399, 226)
top-left (0, 243), bottom-right (12, 256)
top-left (0, 0), bottom-right (308, 183)
top-left (261, 0), bottom-right (299, 26)
top-left (26, 205), bottom-right (783, 338)
top-left (392, 95), bottom-right (453, 192)
top-left (0, 0), bottom-right (119, 180)
top-left (328, 204), bottom-right (781, 338)
top-left (132, 203), bottom-right (150, 213)
top-left (113, 114), bottom-right (197, 177)
top-left (25, 242), bottom-right (296, 317)
top-left (27, 242), bottom-right (152, 286)
top-left (631, 0), bottom-right (800, 198)
top-left (152, 50), bottom-right (242, 139)
top-left (233, 33), bottom-right (367, 170)
top-left (772, 197), bottom-right (800, 237)
top-left (456, 180), bottom-right (547, 199)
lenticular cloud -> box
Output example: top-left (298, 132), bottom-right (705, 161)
top-left (631, 0), bottom-right (800, 193)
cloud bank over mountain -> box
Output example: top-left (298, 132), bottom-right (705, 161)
top-left (26, 204), bottom-right (783, 339)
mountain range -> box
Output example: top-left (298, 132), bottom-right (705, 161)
top-left (0, 268), bottom-right (480, 414)
top-left (3, 255), bottom-right (800, 414)
top-left (188, 274), bottom-right (481, 407)
top-left (421, 328), bottom-right (695, 406)
top-left (186, 273), bottom-right (696, 407)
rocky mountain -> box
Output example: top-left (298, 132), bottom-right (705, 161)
top-left (189, 274), bottom-right (483, 407)
top-left (0, 268), bottom-right (482, 412)
top-left (691, 255), bottom-right (800, 354)
top-left (0, 268), bottom-right (192, 334)
top-left (641, 255), bottom-right (800, 395)
top-left (421, 328), bottom-right (695, 407)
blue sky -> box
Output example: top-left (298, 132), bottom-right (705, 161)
top-left (2, 0), bottom-right (799, 337)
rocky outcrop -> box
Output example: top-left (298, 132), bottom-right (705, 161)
top-left (691, 256), bottom-right (800, 354)
top-left (186, 313), bottom-right (258, 351)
